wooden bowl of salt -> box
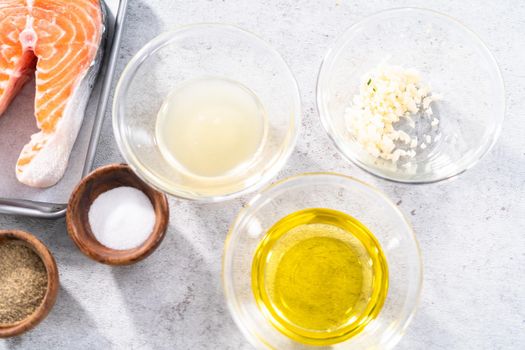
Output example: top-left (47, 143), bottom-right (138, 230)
top-left (66, 163), bottom-right (169, 265)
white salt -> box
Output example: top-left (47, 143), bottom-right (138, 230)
top-left (88, 186), bottom-right (156, 250)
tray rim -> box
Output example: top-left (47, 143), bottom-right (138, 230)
top-left (0, 0), bottom-right (129, 219)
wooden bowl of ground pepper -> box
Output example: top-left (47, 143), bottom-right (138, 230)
top-left (0, 230), bottom-right (59, 338)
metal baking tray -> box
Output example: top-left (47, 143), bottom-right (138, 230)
top-left (0, 0), bottom-right (129, 219)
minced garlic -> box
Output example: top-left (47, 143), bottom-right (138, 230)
top-left (345, 64), bottom-right (440, 163)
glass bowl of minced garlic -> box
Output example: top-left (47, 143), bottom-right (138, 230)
top-left (317, 8), bottom-right (504, 183)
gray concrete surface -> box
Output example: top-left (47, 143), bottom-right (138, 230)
top-left (1, 0), bottom-right (524, 349)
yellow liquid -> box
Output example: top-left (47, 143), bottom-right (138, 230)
top-left (156, 77), bottom-right (267, 178)
top-left (252, 208), bottom-right (388, 346)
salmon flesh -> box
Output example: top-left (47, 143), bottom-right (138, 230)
top-left (0, 0), bottom-right (105, 187)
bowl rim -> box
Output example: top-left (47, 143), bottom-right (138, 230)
top-left (0, 230), bottom-right (59, 338)
top-left (112, 23), bottom-right (302, 202)
top-left (222, 172), bottom-right (423, 349)
top-left (316, 7), bottom-right (506, 184)
top-left (66, 163), bottom-right (169, 266)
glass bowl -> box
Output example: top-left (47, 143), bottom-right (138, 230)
top-left (317, 8), bottom-right (505, 183)
top-left (223, 173), bottom-right (422, 349)
top-left (113, 24), bottom-right (301, 201)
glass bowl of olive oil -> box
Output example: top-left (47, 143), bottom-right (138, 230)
top-left (223, 173), bottom-right (422, 349)
top-left (113, 24), bottom-right (301, 201)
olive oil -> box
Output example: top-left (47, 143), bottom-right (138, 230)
top-left (252, 208), bottom-right (388, 346)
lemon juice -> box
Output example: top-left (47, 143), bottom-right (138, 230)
top-left (156, 77), bottom-right (267, 178)
top-left (252, 208), bottom-right (388, 346)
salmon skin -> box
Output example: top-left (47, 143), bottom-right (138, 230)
top-left (0, 0), bottom-right (106, 188)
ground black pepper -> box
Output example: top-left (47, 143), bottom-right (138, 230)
top-left (0, 240), bottom-right (48, 325)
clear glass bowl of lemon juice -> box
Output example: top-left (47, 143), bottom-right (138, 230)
top-left (223, 173), bottom-right (422, 349)
top-left (113, 24), bottom-right (301, 200)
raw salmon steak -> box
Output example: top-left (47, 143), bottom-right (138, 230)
top-left (0, 0), bottom-right (105, 187)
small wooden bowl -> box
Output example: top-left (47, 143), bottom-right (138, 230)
top-left (66, 163), bottom-right (169, 265)
top-left (0, 230), bottom-right (59, 338)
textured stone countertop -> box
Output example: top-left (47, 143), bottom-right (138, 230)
top-left (1, 0), bottom-right (524, 349)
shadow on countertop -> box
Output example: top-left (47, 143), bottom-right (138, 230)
top-left (2, 286), bottom-right (111, 349)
